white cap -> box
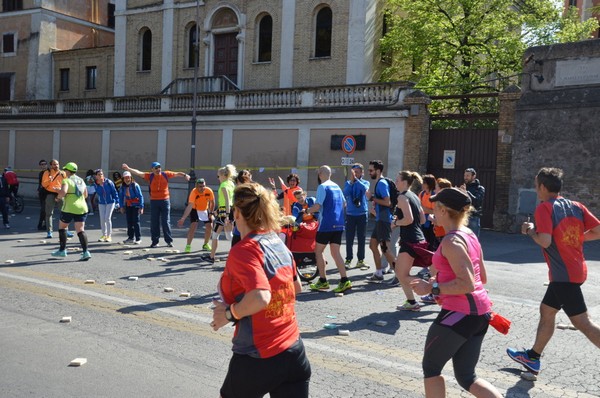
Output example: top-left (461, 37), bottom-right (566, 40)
top-left (122, 171), bottom-right (132, 177)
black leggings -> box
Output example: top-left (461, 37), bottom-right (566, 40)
top-left (220, 339), bottom-right (311, 398)
top-left (422, 309), bottom-right (489, 391)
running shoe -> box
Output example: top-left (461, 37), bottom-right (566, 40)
top-left (134, 240), bottom-right (142, 245)
top-left (200, 254), bottom-right (215, 264)
top-left (123, 239), bottom-right (135, 244)
top-left (104, 236), bottom-right (112, 242)
top-left (333, 280), bottom-right (352, 293)
top-left (309, 280), bottom-right (330, 291)
top-left (506, 348), bottom-right (541, 374)
top-left (66, 231), bottom-right (74, 238)
top-left (46, 232), bottom-right (53, 239)
top-left (80, 251), bottom-right (92, 261)
top-left (417, 268), bottom-right (431, 281)
top-left (150, 243), bottom-right (160, 248)
top-left (51, 250), bottom-right (67, 258)
top-left (383, 267), bottom-right (395, 274)
top-left (397, 301), bottom-right (421, 311)
top-left (421, 294), bottom-right (437, 304)
top-left (185, 244), bottom-right (192, 253)
top-left (202, 243), bottom-right (211, 251)
top-left (98, 235), bottom-right (107, 242)
top-left (386, 277), bottom-right (400, 287)
top-left (344, 259), bottom-right (353, 269)
top-left (357, 260), bottom-right (368, 269)
top-left (167, 242), bottom-right (174, 248)
top-left (366, 273), bottom-right (384, 283)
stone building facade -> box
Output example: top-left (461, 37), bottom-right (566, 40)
top-left (0, 0), bottom-right (115, 100)
top-left (115, 0), bottom-right (387, 96)
top-left (508, 39), bottom-right (600, 229)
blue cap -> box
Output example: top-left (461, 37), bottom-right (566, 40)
top-left (151, 162), bottom-right (161, 168)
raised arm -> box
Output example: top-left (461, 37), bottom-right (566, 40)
top-left (122, 163), bottom-right (145, 178)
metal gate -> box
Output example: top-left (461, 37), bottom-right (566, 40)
top-left (427, 128), bottom-right (497, 229)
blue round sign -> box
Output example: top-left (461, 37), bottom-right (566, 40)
top-left (341, 135), bottom-right (356, 155)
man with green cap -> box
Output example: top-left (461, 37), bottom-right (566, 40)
top-left (51, 162), bottom-right (91, 260)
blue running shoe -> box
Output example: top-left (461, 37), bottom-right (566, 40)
top-left (51, 250), bottom-right (67, 258)
top-left (66, 231), bottom-right (75, 238)
top-left (506, 348), bottom-right (541, 374)
top-left (80, 251), bottom-right (92, 261)
top-left (46, 232), bottom-right (53, 239)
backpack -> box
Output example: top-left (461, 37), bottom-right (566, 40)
top-left (72, 175), bottom-right (87, 197)
top-left (148, 171), bottom-right (168, 194)
top-left (376, 177), bottom-right (399, 210)
top-left (4, 171), bottom-right (18, 186)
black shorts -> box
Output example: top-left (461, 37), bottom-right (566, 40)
top-left (220, 339), bottom-right (311, 398)
top-left (60, 212), bottom-right (87, 224)
top-left (316, 230), bottom-right (343, 245)
top-left (190, 209), bottom-right (211, 225)
top-left (542, 282), bottom-right (587, 317)
top-left (371, 220), bottom-right (392, 243)
top-left (398, 240), bottom-right (433, 267)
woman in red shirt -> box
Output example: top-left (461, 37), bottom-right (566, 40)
top-left (211, 183), bottom-right (311, 398)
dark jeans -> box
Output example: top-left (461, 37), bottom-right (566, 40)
top-left (38, 190), bottom-right (47, 228)
top-left (150, 199), bottom-right (172, 245)
top-left (345, 213), bottom-right (367, 261)
top-left (467, 216), bottom-right (481, 237)
top-left (125, 206), bottom-right (141, 240)
top-left (0, 196), bottom-right (9, 225)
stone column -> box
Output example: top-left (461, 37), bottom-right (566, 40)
top-left (402, 90), bottom-right (431, 172)
top-left (494, 85), bottom-right (521, 232)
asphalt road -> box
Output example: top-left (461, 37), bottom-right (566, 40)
top-left (1, 202), bottom-right (600, 398)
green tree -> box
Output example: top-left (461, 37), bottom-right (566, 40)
top-left (381, 0), bottom-right (599, 98)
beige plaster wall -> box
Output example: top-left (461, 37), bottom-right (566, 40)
top-left (109, 130), bottom-right (159, 176)
top-left (0, 130), bottom-right (8, 169)
top-left (59, 130), bottom-right (103, 172)
top-left (307, 127), bottom-right (390, 191)
top-left (14, 130), bottom-right (54, 179)
top-left (166, 129), bottom-right (223, 185)
top-left (231, 128), bottom-right (298, 187)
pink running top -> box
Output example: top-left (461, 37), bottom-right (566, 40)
top-left (433, 229), bottom-right (492, 315)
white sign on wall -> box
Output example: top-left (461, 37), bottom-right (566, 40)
top-left (443, 150), bottom-right (456, 169)
top-left (555, 58), bottom-right (600, 87)
top-left (341, 157), bottom-right (355, 166)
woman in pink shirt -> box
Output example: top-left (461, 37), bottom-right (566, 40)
top-left (411, 187), bottom-right (501, 398)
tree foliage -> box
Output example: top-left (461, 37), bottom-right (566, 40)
top-left (381, 0), bottom-right (599, 97)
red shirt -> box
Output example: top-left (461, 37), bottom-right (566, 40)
top-left (219, 231), bottom-right (299, 358)
top-left (535, 197), bottom-right (600, 283)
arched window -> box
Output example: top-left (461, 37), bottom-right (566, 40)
top-left (314, 6), bottom-right (332, 58)
top-left (140, 28), bottom-right (152, 71)
top-left (188, 23), bottom-right (199, 68)
top-left (257, 14), bottom-right (272, 62)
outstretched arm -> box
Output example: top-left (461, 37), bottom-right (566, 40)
top-left (122, 164), bottom-right (145, 178)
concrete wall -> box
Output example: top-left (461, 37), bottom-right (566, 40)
top-left (509, 40), bottom-right (600, 228)
top-left (0, 108), bottom-right (414, 208)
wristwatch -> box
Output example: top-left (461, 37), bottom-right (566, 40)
top-left (225, 305), bottom-right (238, 323)
top-left (431, 282), bottom-right (440, 296)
